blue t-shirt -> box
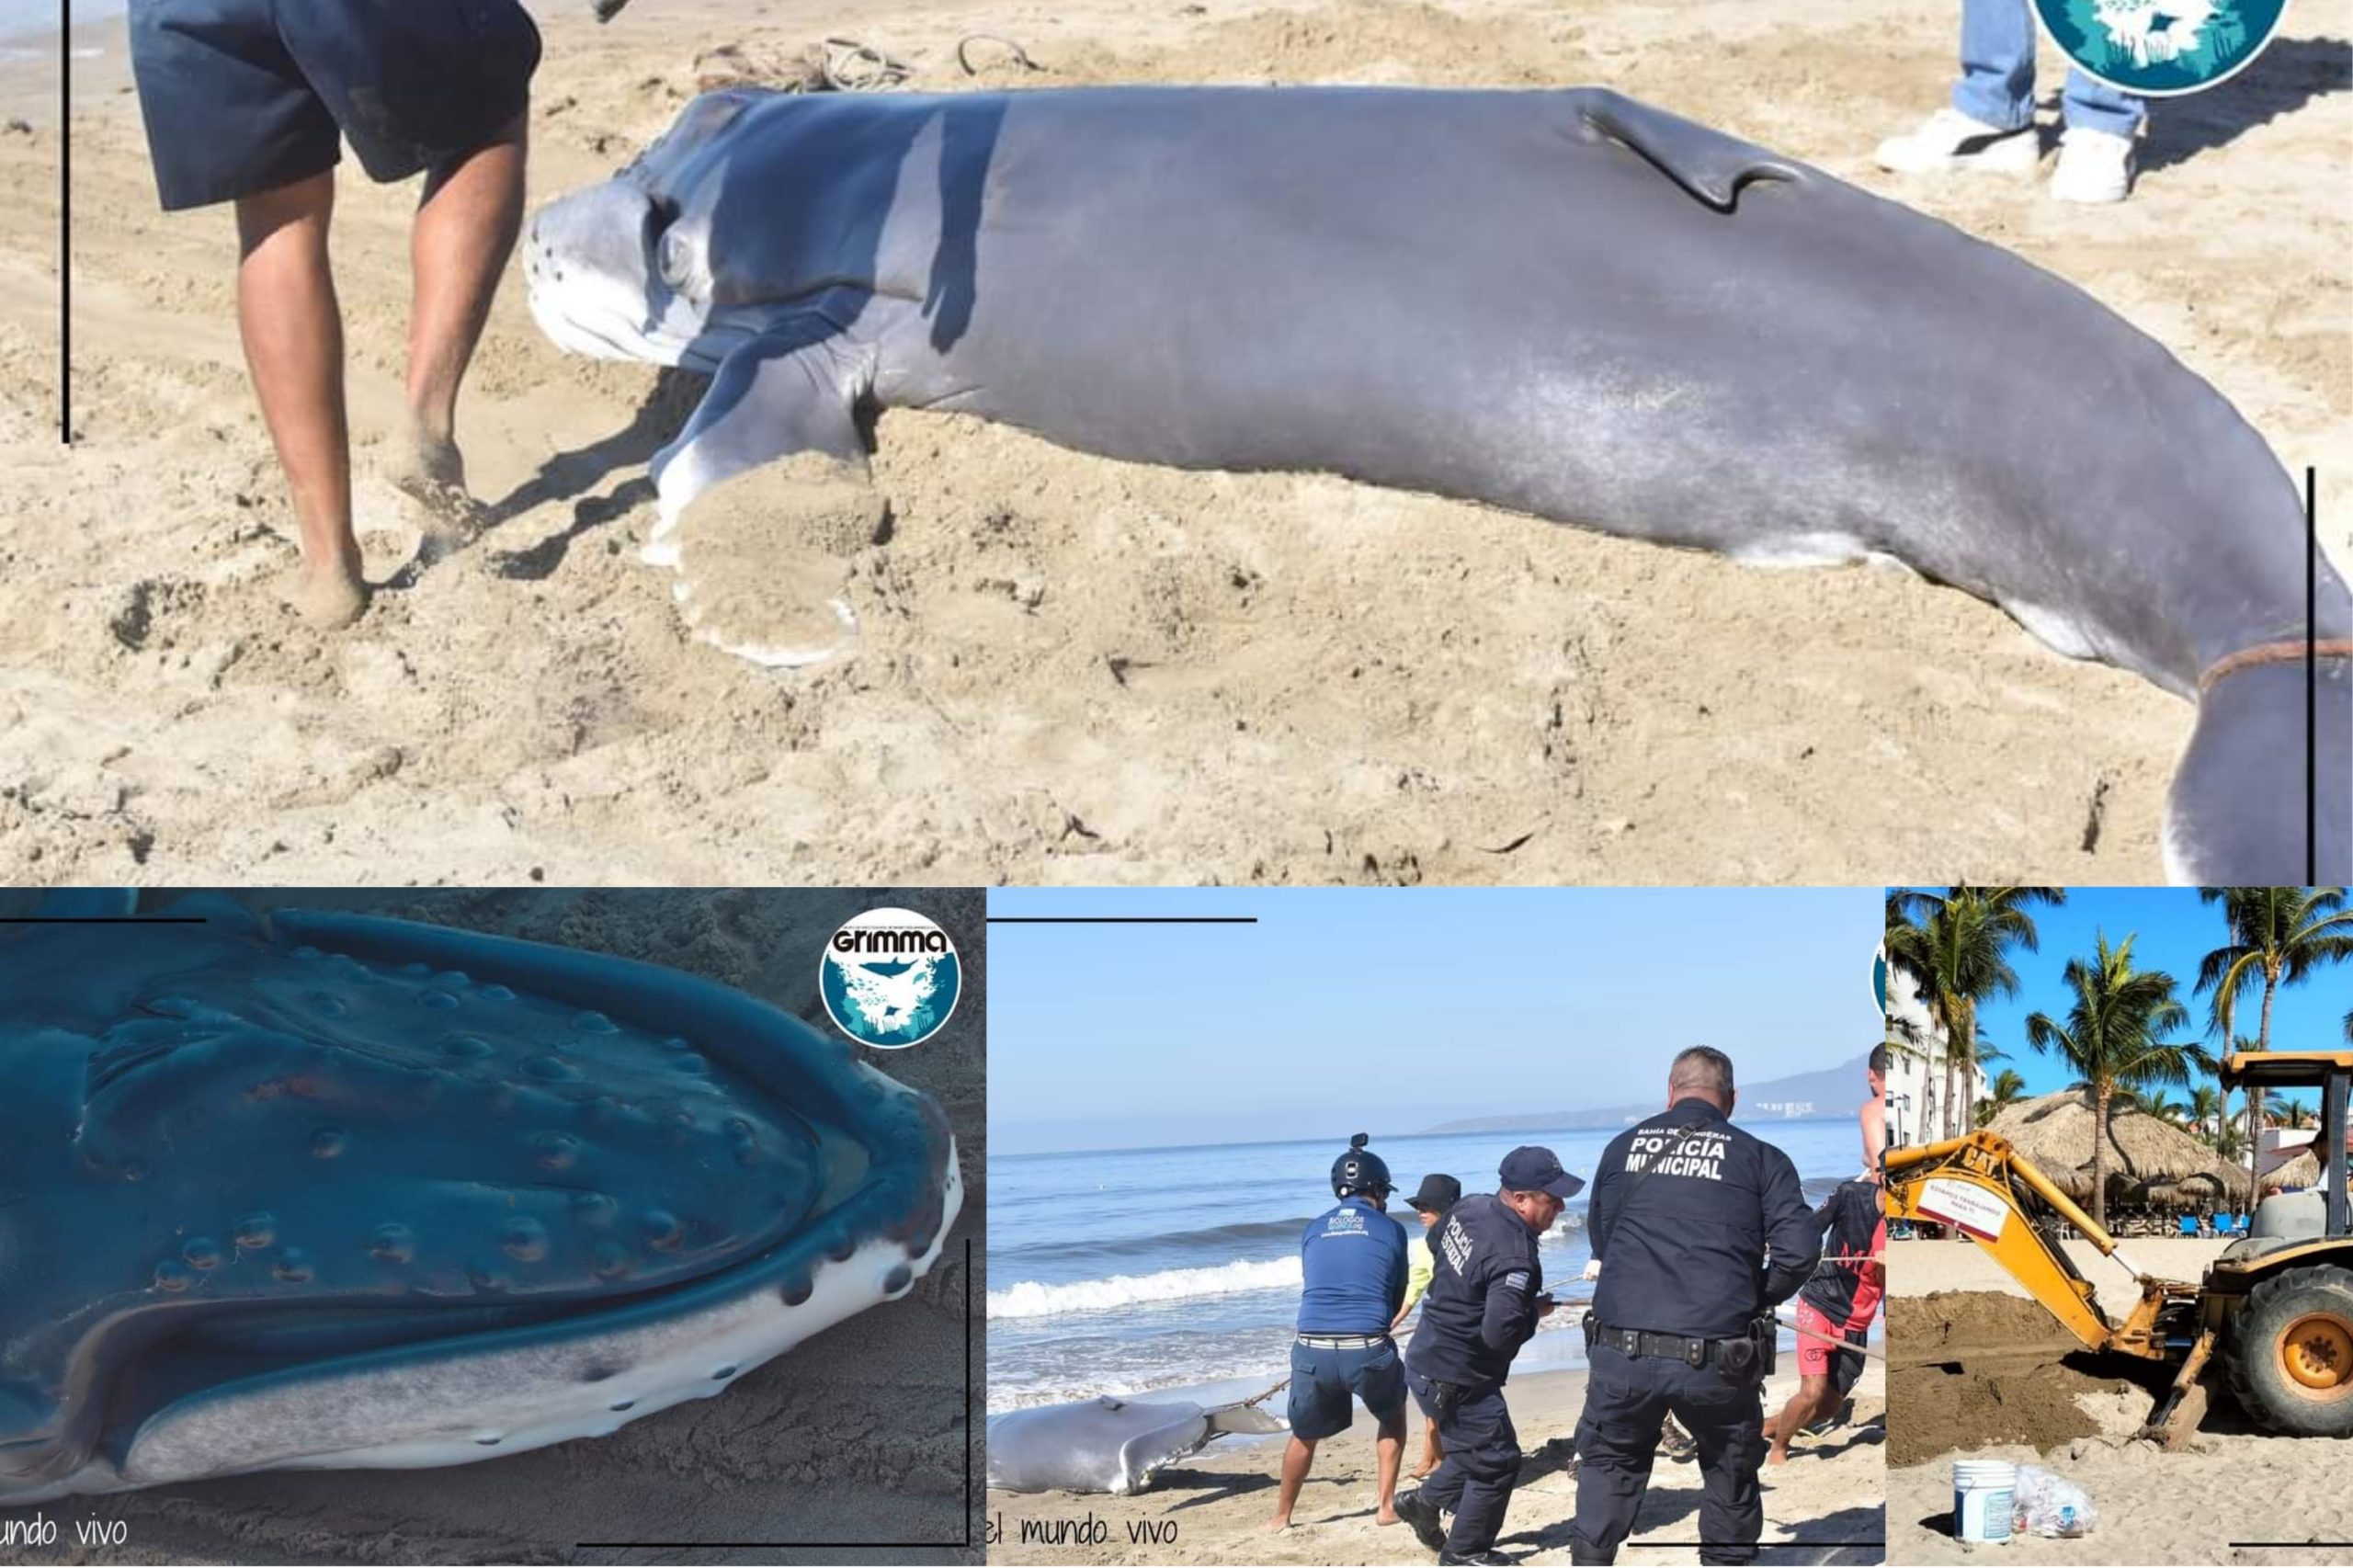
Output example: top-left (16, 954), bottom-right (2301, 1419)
top-left (1297, 1196), bottom-right (1410, 1335)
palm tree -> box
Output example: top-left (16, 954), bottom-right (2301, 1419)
top-left (1976, 1069), bottom-right (2029, 1127)
top-left (2279, 1096), bottom-right (2319, 1131)
top-left (2026, 931), bottom-right (2202, 1229)
top-left (2196, 888), bottom-right (2353, 1201)
top-left (2214, 1119), bottom-right (2249, 1162)
top-left (2187, 1084), bottom-right (2225, 1143)
top-left (2131, 1086), bottom-right (2188, 1126)
top-left (1888, 887), bottom-right (2065, 1141)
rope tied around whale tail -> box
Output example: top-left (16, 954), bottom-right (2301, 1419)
top-left (1242, 1377), bottom-right (1290, 1406)
top-left (2198, 637), bottom-right (2353, 692)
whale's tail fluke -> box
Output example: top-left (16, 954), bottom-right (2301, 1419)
top-left (2165, 654), bottom-right (2352, 882)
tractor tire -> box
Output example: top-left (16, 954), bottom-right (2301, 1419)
top-left (2224, 1265), bottom-right (2353, 1437)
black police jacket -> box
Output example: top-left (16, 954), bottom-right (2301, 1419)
top-left (1404, 1192), bottom-right (1546, 1388)
top-left (1589, 1097), bottom-right (1821, 1340)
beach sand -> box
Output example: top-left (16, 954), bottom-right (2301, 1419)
top-left (989, 1360), bottom-right (1888, 1565)
top-left (0, 888), bottom-right (984, 1566)
top-left (1885, 1237), bottom-right (2353, 1566)
top-left (2, 0), bottom-right (2347, 884)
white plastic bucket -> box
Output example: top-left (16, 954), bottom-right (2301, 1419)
top-left (1953, 1460), bottom-right (2017, 1543)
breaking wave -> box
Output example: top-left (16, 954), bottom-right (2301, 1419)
top-left (988, 1256), bottom-right (1303, 1319)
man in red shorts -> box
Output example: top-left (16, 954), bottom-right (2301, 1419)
top-left (1765, 1170), bottom-right (1882, 1464)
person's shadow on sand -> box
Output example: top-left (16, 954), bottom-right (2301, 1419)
top-left (1155, 1467), bottom-right (1286, 1511)
top-left (2041, 33), bottom-right (2351, 176)
top-left (479, 368), bottom-right (708, 581)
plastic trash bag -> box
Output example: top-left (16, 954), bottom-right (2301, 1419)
top-left (2013, 1463), bottom-right (2097, 1538)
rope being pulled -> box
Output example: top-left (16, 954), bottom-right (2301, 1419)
top-left (2199, 637), bottom-right (2353, 692)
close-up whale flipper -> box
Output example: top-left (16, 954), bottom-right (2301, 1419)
top-left (0, 900), bottom-right (962, 1502)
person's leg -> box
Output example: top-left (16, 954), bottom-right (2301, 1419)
top-left (1417, 1412), bottom-right (1444, 1479)
top-left (1677, 1369), bottom-right (1766, 1568)
top-left (1358, 1344), bottom-right (1410, 1526)
top-left (1266, 1437), bottom-right (1318, 1531)
top-left (1271, 1345), bottom-right (1336, 1530)
top-left (398, 111), bottom-right (529, 543)
top-left (1398, 1369), bottom-right (1458, 1554)
top-left (1954, 0), bottom-right (2039, 130)
top-left (1572, 1347), bottom-right (1667, 1565)
top-left (235, 171), bottom-right (366, 627)
top-left (1373, 1409), bottom-right (1406, 1525)
top-left (1766, 1374), bottom-right (1831, 1464)
top-left (2059, 68), bottom-right (2148, 139)
top-left (1441, 1387), bottom-right (1523, 1558)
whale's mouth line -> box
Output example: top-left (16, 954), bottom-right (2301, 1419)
top-left (2200, 637), bottom-right (2353, 691)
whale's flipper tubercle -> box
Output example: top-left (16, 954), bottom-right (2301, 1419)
top-left (1577, 91), bottom-right (1807, 212)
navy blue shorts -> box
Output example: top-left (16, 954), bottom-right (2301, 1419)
top-left (1287, 1335), bottom-right (1406, 1441)
top-left (130, 0), bottom-right (542, 210)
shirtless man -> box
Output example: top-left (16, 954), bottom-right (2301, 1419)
top-left (127, 0), bottom-right (541, 625)
top-left (1864, 1044), bottom-right (1889, 1170)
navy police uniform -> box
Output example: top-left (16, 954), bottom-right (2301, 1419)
top-left (1289, 1194), bottom-right (1411, 1439)
top-left (1571, 1097), bottom-right (1820, 1566)
top-left (130, 0), bottom-right (542, 211)
top-left (1403, 1147), bottom-right (1584, 1561)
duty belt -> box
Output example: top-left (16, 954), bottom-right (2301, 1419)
top-left (1595, 1324), bottom-right (1719, 1368)
top-left (1297, 1333), bottom-right (1390, 1350)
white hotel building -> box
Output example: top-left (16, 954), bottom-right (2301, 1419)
top-left (1883, 965), bottom-right (1986, 1150)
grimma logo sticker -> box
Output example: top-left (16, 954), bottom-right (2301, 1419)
top-left (820, 906), bottom-right (962, 1049)
top-left (2033, 0), bottom-right (2290, 96)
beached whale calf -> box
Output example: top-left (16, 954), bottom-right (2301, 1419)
top-left (0, 896), bottom-right (962, 1502)
top-left (987, 1391), bottom-right (1289, 1494)
top-left (525, 85), bottom-right (2350, 881)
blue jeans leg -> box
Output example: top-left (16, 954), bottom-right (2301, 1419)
top-left (1952, 0), bottom-right (2037, 130)
top-left (2060, 66), bottom-right (2147, 137)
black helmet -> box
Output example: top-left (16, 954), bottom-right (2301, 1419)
top-left (1332, 1133), bottom-right (1393, 1201)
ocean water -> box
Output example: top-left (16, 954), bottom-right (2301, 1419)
top-left (0, 0), bottom-right (116, 65)
top-left (988, 1118), bottom-right (1875, 1413)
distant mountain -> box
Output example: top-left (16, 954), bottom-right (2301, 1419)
top-left (1419, 1053), bottom-right (1872, 1134)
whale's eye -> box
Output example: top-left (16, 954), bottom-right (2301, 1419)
top-left (658, 230), bottom-right (694, 289)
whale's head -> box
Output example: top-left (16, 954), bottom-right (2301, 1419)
top-left (526, 91), bottom-right (770, 370)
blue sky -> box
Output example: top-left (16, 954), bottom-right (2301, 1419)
top-left (1895, 888), bottom-right (2353, 1104)
top-left (989, 887), bottom-right (1882, 1153)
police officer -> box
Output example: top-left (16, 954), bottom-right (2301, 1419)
top-left (1267, 1135), bottom-right (1412, 1533)
top-left (1570, 1046), bottom-right (1820, 1566)
top-left (1394, 1147), bottom-right (1586, 1566)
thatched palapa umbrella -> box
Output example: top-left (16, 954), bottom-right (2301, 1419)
top-left (1984, 1090), bottom-right (2250, 1210)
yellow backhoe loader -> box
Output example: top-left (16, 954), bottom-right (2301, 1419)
top-left (1885, 1051), bottom-right (2353, 1445)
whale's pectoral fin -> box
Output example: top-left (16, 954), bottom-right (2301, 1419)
top-left (649, 320), bottom-right (875, 565)
top-left (1114, 1414), bottom-right (1217, 1494)
top-left (652, 321), bottom-right (885, 667)
top-left (1577, 92), bottom-right (1807, 212)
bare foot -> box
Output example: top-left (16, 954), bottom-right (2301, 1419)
top-left (388, 432), bottom-right (491, 564)
top-left (1764, 1447), bottom-right (1789, 1468)
top-left (1377, 1507), bottom-right (1401, 1527)
top-left (1262, 1516), bottom-right (1291, 1533)
top-left (281, 558), bottom-right (368, 628)
top-left (1410, 1467), bottom-right (1436, 1482)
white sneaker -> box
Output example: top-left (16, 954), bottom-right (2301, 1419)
top-left (1873, 107), bottom-right (2040, 176)
top-left (2049, 126), bottom-right (2135, 203)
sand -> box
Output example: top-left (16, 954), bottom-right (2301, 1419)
top-left (988, 1361), bottom-right (1888, 1565)
top-left (1885, 1237), bottom-right (2353, 1565)
top-left (0, 888), bottom-right (984, 1567)
top-left (1, 0), bottom-right (2345, 884)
